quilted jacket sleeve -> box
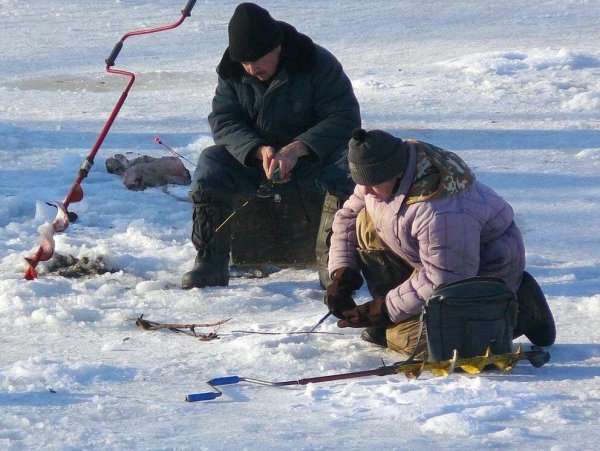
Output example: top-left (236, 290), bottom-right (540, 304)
top-left (386, 209), bottom-right (483, 323)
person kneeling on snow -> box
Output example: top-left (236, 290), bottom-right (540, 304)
top-left (325, 129), bottom-right (556, 359)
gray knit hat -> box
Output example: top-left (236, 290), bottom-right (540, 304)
top-left (348, 128), bottom-right (408, 186)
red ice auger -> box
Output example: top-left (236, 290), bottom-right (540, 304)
top-left (24, 1), bottom-right (197, 280)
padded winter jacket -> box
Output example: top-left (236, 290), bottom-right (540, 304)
top-left (208, 22), bottom-right (360, 168)
top-left (329, 141), bottom-right (525, 323)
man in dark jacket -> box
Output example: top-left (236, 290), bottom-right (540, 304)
top-left (182, 3), bottom-right (361, 289)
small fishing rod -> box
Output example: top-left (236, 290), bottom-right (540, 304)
top-left (154, 136), bottom-right (198, 168)
top-left (153, 136), bottom-right (282, 235)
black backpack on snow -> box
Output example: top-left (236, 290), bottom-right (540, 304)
top-left (425, 277), bottom-right (518, 362)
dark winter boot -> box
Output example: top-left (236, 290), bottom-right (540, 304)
top-left (514, 271), bottom-right (556, 346)
top-left (360, 327), bottom-right (387, 347)
top-left (315, 192), bottom-right (345, 289)
top-left (181, 190), bottom-right (232, 289)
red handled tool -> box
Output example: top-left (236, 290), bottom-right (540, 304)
top-left (24, 1), bottom-right (197, 280)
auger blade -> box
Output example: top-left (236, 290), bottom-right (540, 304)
top-left (429, 350), bottom-right (458, 377)
top-left (24, 260), bottom-right (38, 281)
top-left (457, 348), bottom-right (491, 374)
top-left (68, 184), bottom-right (84, 204)
top-left (402, 364), bottom-right (423, 379)
top-left (392, 346), bottom-right (550, 378)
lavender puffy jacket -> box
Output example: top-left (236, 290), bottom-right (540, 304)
top-left (329, 143), bottom-right (525, 323)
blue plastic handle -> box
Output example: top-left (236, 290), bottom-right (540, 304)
top-left (185, 376), bottom-right (241, 402)
top-left (208, 376), bottom-right (240, 386)
top-left (185, 392), bottom-right (219, 402)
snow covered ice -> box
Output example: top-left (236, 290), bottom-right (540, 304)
top-left (1, 1), bottom-right (599, 449)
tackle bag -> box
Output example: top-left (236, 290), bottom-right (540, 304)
top-left (425, 276), bottom-right (518, 362)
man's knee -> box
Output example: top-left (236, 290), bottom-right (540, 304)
top-left (385, 316), bottom-right (428, 360)
top-left (191, 145), bottom-right (225, 192)
top-left (191, 145), bottom-right (259, 196)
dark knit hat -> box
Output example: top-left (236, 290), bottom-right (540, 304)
top-left (348, 128), bottom-right (408, 186)
top-left (228, 3), bottom-right (282, 63)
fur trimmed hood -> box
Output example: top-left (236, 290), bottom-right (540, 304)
top-left (216, 21), bottom-right (317, 79)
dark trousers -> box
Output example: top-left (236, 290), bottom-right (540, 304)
top-left (190, 145), bottom-right (353, 287)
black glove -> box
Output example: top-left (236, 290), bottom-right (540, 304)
top-left (337, 296), bottom-right (392, 328)
top-left (324, 267), bottom-right (363, 319)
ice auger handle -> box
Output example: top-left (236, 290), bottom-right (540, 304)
top-left (207, 376), bottom-right (241, 386)
top-left (186, 392), bottom-right (220, 402)
top-left (182, 0), bottom-right (197, 16)
top-left (105, 0), bottom-right (196, 67)
top-left (185, 376), bottom-right (241, 402)
top-left (105, 41), bottom-right (123, 67)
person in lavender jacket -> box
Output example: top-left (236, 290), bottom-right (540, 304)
top-left (325, 128), bottom-right (555, 358)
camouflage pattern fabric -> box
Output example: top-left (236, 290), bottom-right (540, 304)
top-left (405, 141), bottom-right (475, 205)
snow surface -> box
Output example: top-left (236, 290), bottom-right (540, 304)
top-left (1, 1), bottom-right (600, 449)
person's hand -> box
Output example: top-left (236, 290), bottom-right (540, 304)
top-left (337, 296), bottom-right (392, 328)
top-left (270, 141), bottom-right (310, 182)
top-left (324, 267), bottom-right (363, 319)
top-left (256, 145), bottom-right (277, 179)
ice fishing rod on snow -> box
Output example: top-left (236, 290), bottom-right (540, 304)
top-left (185, 346), bottom-right (550, 402)
top-left (24, 1), bottom-right (197, 280)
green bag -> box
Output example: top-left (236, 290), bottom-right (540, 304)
top-left (425, 277), bottom-right (518, 362)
